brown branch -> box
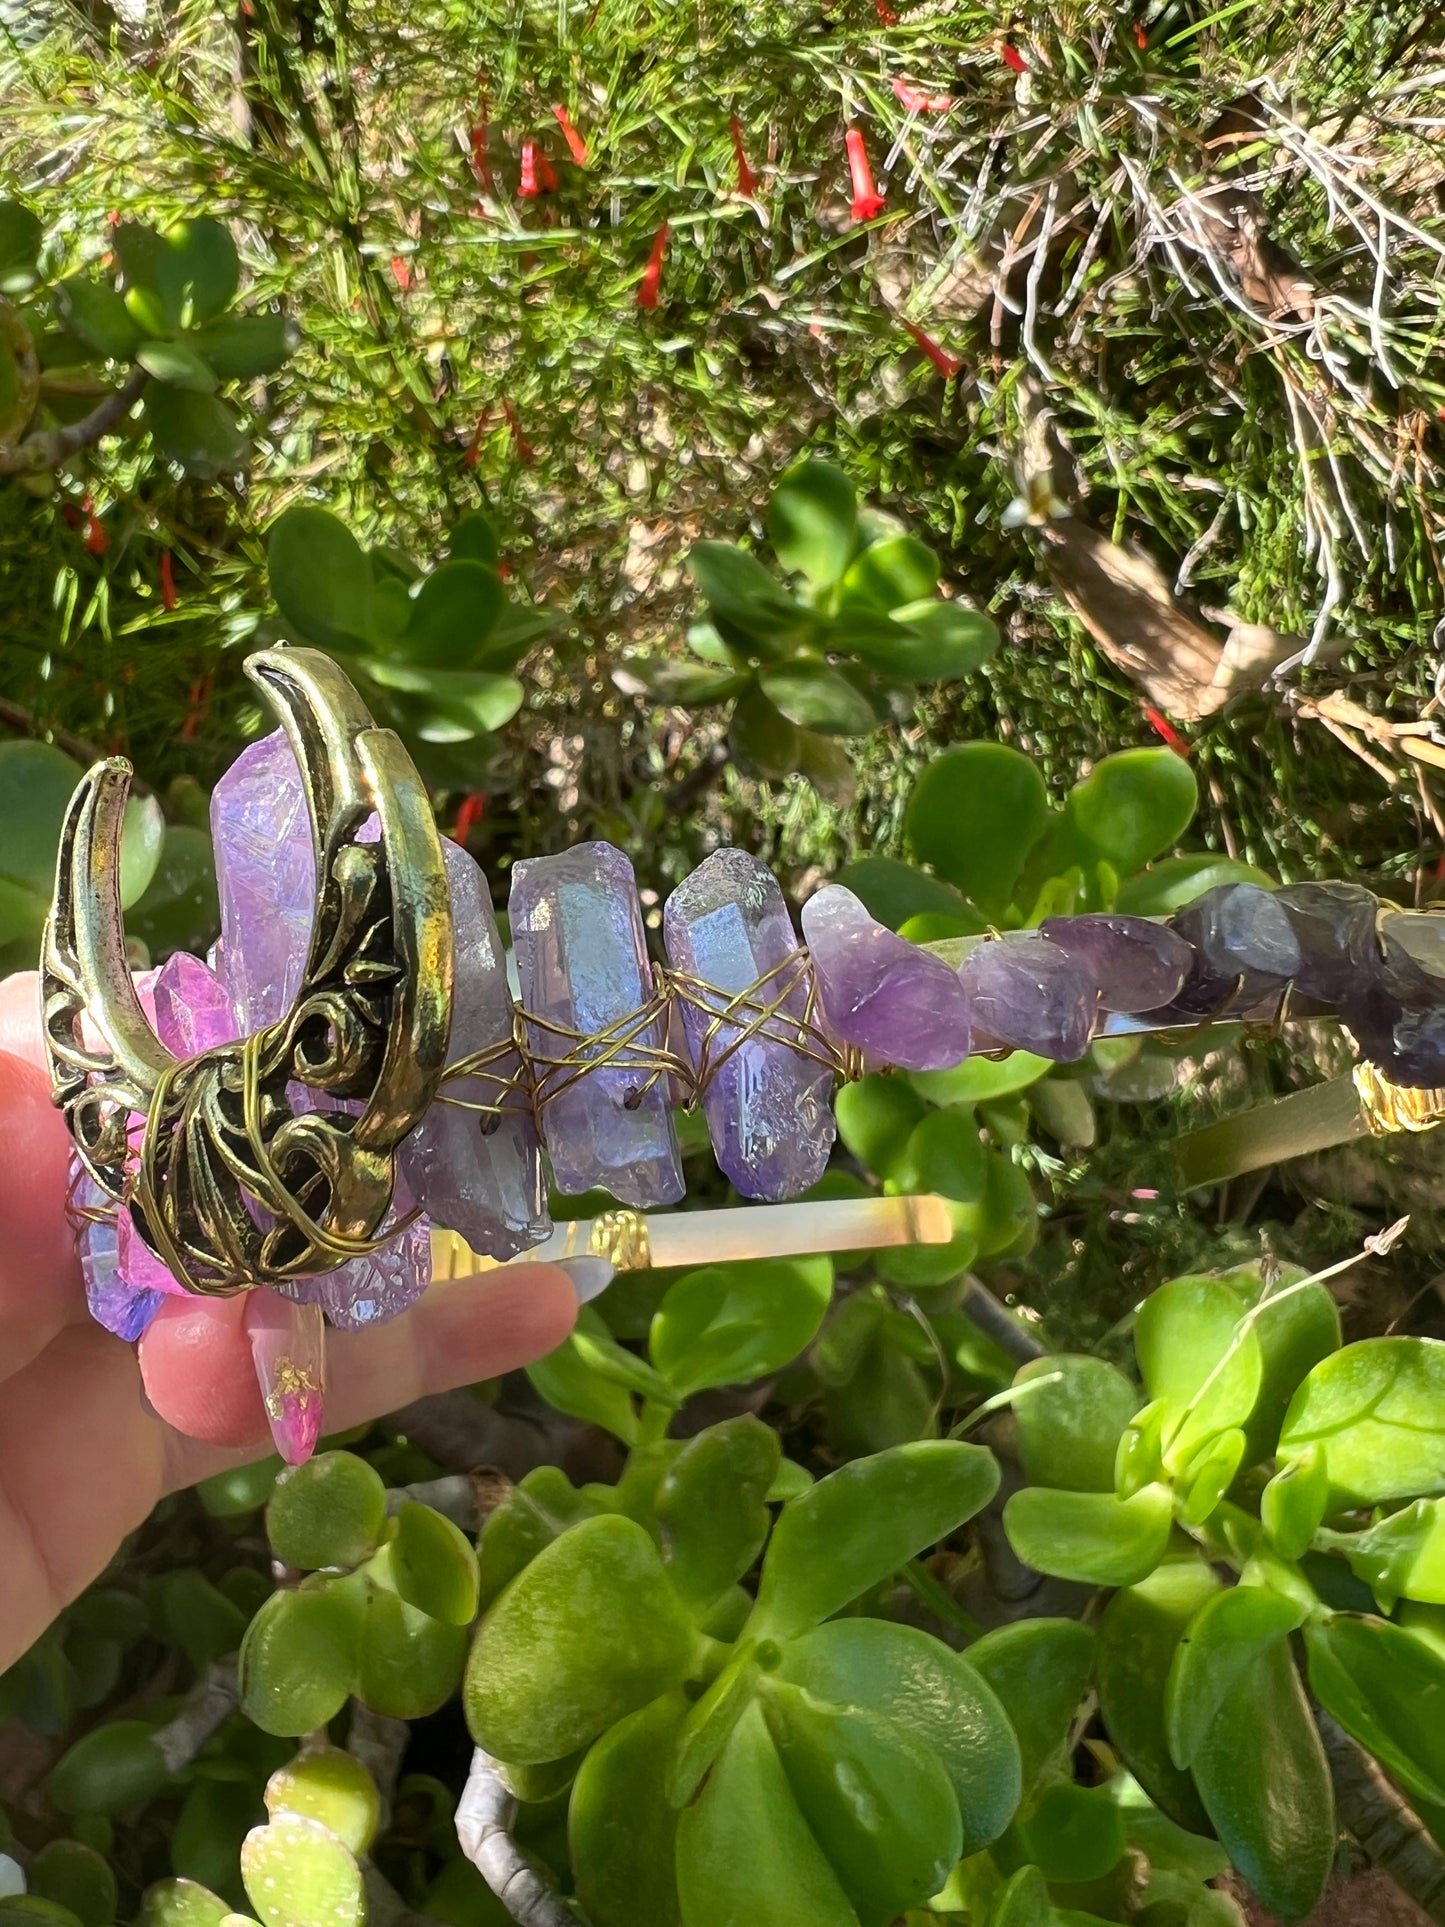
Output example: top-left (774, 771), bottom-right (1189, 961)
top-left (1318, 1712), bottom-right (1445, 1923)
top-left (456, 1750), bottom-right (579, 1927)
top-left (0, 368), bottom-right (148, 476)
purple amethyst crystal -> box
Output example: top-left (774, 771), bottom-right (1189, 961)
top-left (665, 850), bottom-right (836, 1200)
top-left (1039, 913), bottom-right (1190, 1014)
top-left (801, 883), bottom-right (971, 1071)
top-left (211, 729), bottom-right (316, 1031)
top-left (511, 841), bottom-right (683, 1207)
top-left (1342, 914), bottom-right (1445, 1087)
top-left (1274, 882), bottom-right (1380, 1004)
top-left (1167, 883), bottom-right (1301, 1017)
top-left (399, 840), bottom-right (549, 1259)
top-left (959, 937), bottom-right (1099, 1061)
top-left (153, 950), bottom-right (238, 1055)
top-left (76, 1167), bottom-right (166, 1342)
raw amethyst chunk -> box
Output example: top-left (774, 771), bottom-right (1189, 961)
top-left (1342, 915), bottom-right (1445, 1087)
top-left (153, 950), bottom-right (238, 1056)
top-left (75, 1166), bottom-right (165, 1341)
top-left (511, 841), bottom-right (683, 1207)
top-left (802, 884), bottom-right (971, 1071)
top-left (1167, 884), bottom-right (1301, 1016)
top-left (211, 729), bottom-right (316, 1032)
top-left (1039, 913), bottom-right (1190, 1014)
top-left (1274, 882), bottom-right (1380, 1005)
top-left (958, 937), bottom-right (1099, 1061)
top-left (400, 840), bottom-right (549, 1259)
top-left (666, 850), bottom-right (835, 1200)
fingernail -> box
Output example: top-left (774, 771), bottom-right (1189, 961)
top-left (245, 1288), bottom-right (327, 1466)
top-left (556, 1256), bottom-right (615, 1304)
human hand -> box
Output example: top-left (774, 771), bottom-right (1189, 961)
top-left (0, 971), bottom-right (580, 1674)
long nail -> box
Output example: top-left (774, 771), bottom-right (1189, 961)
top-left (245, 1289), bottom-right (326, 1465)
top-left (556, 1257), bottom-right (615, 1305)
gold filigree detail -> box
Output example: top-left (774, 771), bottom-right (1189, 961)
top-left (589, 1209), bottom-right (651, 1271)
top-left (1353, 1061), bottom-right (1445, 1136)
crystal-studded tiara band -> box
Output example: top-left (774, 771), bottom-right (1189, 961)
top-left (42, 646), bottom-right (1445, 1461)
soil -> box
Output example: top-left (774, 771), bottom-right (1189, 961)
top-left (1221, 1870), bottom-right (1435, 1925)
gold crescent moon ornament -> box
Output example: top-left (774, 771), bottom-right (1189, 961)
top-left (43, 646), bottom-right (454, 1298)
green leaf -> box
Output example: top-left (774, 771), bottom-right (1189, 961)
top-left (655, 1416), bottom-right (780, 1615)
top-left (1134, 1276), bottom-right (1261, 1473)
top-left (834, 1073), bottom-right (928, 1183)
top-left (268, 507), bottom-right (373, 651)
top-left (675, 1703), bottom-right (858, 1927)
top-left (616, 657), bottom-right (745, 705)
top-left (1279, 1338), bottom-right (1445, 1506)
top-left (767, 459), bottom-right (858, 591)
top-left (355, 1574), bottom-right (468, 1719)
top-left (450, 511), bottom-right (500, 565)
top-left (49, 1721), bottom-right (169, 1817)
top-left (369, 665), bottom-right (524, 739)
top-left (1328, 1497), bottom-right (1445, 1607)
top-left (571, 1692), bottom-right (687, 1927)
top-left (237, 1583), bottom-right (362, 1736)
top-left (464, 1515), bottom-right (695, 1764)
top-left (779, 1619), bottom-right (1021, 1853)
top-left (115, 223), bottom-right (170, 334)
top-left (729, 681), bottom-right (800, 779)
top-left (139, 1880), bottom-right (232, 1927)
top-left (0, 200), bottom-right (42, 294)
top-left (749, 1440), bottom-right (999, 1641)
top-left (909, 1051), bottom-right (1052, 1107)
top-left (759, 661), bottom-right (880, 736)
top-left (905, 743), bottom-right (1049, 914)
top-left (55, 278), bottom-right (142, 359)
top-left (1003, 1484), bottom-right (1174, 1588)
top-left (188, 315), bottom-right (297, 380)
top-left (796, 727), bottom-right (859, 805)
top-left (1115, 854), bottom-right (1274, 916)
top-left (687, 541), bottom-right (812, 646)
top-left (1165, 1585), bottom-right (1304, 1770)
top-left (1059, 749), bottom-right (1198, 877)
top-left (1095, 1556), bottom-right (1219, 1830)
top-left (1261, 1446), bottom-right (1330, 1562)
top-left (136, 339), bottom-right (218, 392)
top-left (390, 1501), bottom-right (480, 1626)
top-left (846, 598), bottom-right (998, 683)
top-left (833, 856), bottom-right (980, 933)
top-left (1233, 1268), bottom-right (1341, 1465)
top-left (128, 826), bottom-right (220, 962)
top-left (266, 1452), bottom-right (387, 1572)
top-left (28, 1842), bottom-right (117, 1927)
top-left (760, 1679), bottom-right (963, 1924)
top-left (1016, 1783), bottom-right (1127, 1884)
top-left (1176, 1426), bottom-right (1246, 1527)
top-left (156, 1568), bottom-right (247, 1673)
top-left (155, 219), bottom-right (240, 330)
top-left (838, 536), bottom-right (940, 612)
top-left (649, 1256), bottom-right (833, 1399)
top-left (475, 1465), bottom-right (608, 1610)
top-left (240, 1818), bottom-right (363, 1927)
top-left (394, 560), bottom-right (503, 667)
top-left (1304, 1614), bottom-right (1445, 1808)
top-left (264, 1744), bottom-right (381, 1855)
top-left (967, 1618), bottom-right (1095, 1793)
top-left (525, 1316), bottom-right (641, 1446)
top-left (1190, 1638), bottom-right (1332, 1923)
top-left (1012, 1355), bottom-right (1140, 1494)
top-left (143, 387), bottom-right (247, 476)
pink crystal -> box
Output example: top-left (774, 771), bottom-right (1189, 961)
top-left (664, 851), bottom-right (835, 1200)
top-left (801, 883), bottom-right (971, 1072)
top-left (510, 842), bottom-right (683, 1207)
top-left (245, 1289), bottom-right (326, 1465)
top-left (116, 1205), bottom-right (189, 1296)
top-left (153, 950), bottom-right (238, 1055)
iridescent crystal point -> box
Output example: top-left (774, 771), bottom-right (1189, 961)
top-left (511, 841), bottom-right (683, 1207)
top-left (802, 884), bottom-right (970, 1071)
top-left (211, 730), bottom-right (316, 1031)
top-left (665, 850), bottom-right (835, 1200)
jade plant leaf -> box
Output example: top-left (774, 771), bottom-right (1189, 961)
top-left (1279, 1338), bottom-right (1445, 1506)
top-left (1002, 1484), bottom-right (1173, 1588)
top-left (904, 743), bottom-right (1050, 916)
top-left (968, 1618), bottom-right (1095, 1794)
top-left (265, 1452), bottom-right (387, 1573)
top-left (1164, 1585), bottom-right (1304, 1770)
top-left (767, 459), bottom-right (857, 592)
top-left (1012, 1355), bottom-right (1140, 1494)
top-left (239, 1817), bottom-right (363, 1927)
top-left (1304, 1613), bottom-right (1445, 1808)
top-left (570, 1692), bottom-right (688, 1927)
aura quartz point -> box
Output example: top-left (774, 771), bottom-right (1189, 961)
top-left (399, 840), bottom-right (549, 1259)
top-left (1167, 883), bottom-right (1302, 1017)
top-left (1039, 914), bottom-right (1190, 1014)
top-left (801, 884), bottom-right (971, 1072)
top-left (665, 850), bottom-right (836, 1200)
top-left (959, 937), bottom-right (1098, 1061)
top-left (212, 729), bottom-right (317, 1030)
top-left (245, 1289), bottom-right (326, 1465)
top-left (1274, 882), bottom-right (1381, 1003)
top-left (511, 841), bottom-right (683, 1207)
top-left (76, 1168), bottom-right (166, 1342)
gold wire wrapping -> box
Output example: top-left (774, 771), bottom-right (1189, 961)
top-left (588, 1209), bottom-right (651, 1270)
top-left (1353, 1061), bottom-right (1445, 1136)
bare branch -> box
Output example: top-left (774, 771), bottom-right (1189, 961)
top-left (456, 1749), bottom-right (580, 1927)
top-left (1318, 1712), bottom-right (1445, 1923)
top-left (149, 1659), bottom-right (240, 1774)
top-left (0, 367), bottom-right (148, 476)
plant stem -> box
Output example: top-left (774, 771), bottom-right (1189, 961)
top-left (456, 1748), bottom-right (579, 1927)
top-left (0, 367), bottom-right (148, 476)
top-left (1317, 1711), bottom-right (1445, 1923)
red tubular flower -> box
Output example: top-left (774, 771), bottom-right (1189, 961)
top-left (390, 255), bottom-right (413, 291)
top-left (519, 139), bottom-right (541, 199)
top-left (901, 318), bottom-right (964, 380)
top-left (637, 221), bottom-right (669, 309)
top-left (729, 114), bottom-right (760, 196)
top-left (82, 495), bottom-right (107, 555)
top-left (552, 104), bottom-right (588, 166)
top-left (891, 78), bottom-right (955, 113)
top-left (1143, 705), bottom-right (1190, 757)
top-left (1134, 21), bottom-right (1149, 48)
top-left (453, 792), bottom-right (486, 842)
top-left (845, 128), bottom-right (885, 221)
top-left (180, 673), bottom-right (212, 744)
top-left (501, 398), bottom-right (535, 461)
top-left (463, 408), bottom-right (491, 468)
top-left (537, 150), bottom-right (559, 193)
top-left (1002, 41), bottom-right (1028, 73)
top-left (159, 550), bottom-right (176, 611)
top-left (874, 0), bottom-right (899, 21)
